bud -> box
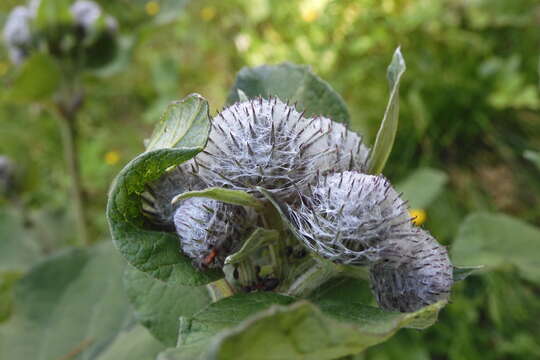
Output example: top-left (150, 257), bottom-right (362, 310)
top-left (70, 0), bottom-right (102, 30)
top-left (140, 162), bottom-right (205, 227)
top-left (3, 6), bottom-right (32, 64)
top-left (292, 171), bottom-right (410, 265)
top-left (369, 228), bottom-right (453, 312)
top-left (196, 98), bottom-right (370, 201)
top-left (173, 197), bottom-right (257, 269)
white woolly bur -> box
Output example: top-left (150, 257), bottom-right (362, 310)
top-left (140, 162), bottom-right (205, 226)
top-left (71, 0), bottom-right (102, 29)
top-left (173, 197), bottom-right (257, 269)
top-left (369, 228), bottom-right (453, 312)
top-left (293, 171), bottom-right (411, 265)
top-left (196, 98), bottom-right (370, 201)
top-left (3, 6), bottom-right (32, 64)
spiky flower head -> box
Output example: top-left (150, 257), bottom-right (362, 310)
top-left (173, 197), bottom-right (257, 269)
top-left (3, 6), bottom-right (32, 64)
top-left (292, 171), bottom-right (410, 265)
top-left (196, 97), bottom-right (370, 201)
top-left (369, 228), bottom-right (453, 312)
top-left (2, 0), bottom-right (118, 66)
top-left (140, 162), bottom-right (205, 227)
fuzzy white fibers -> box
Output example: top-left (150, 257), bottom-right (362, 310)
top-left (293, 171), bottom-right (410, 265)
top-left (3, 6), bottom-right (32, 64)
top-left (195, 98), bottom-right (370, 201)
top-left (369, 228), bottom-right (453, 312)
top-left (173, 197), bottom-right (257, 269)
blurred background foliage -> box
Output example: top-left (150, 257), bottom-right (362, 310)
top-left (0, 0), bottom-right (539, 359)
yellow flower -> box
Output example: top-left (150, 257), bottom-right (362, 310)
top-left (145, 1), bottom-right (160, 16)
top-left (0, 62), bottom-right (8, 77)
top-left (104, 151), bottom-right (121, 166)
top-left (200, 6), bottom-right (216, 22)
top-left (409, 209), bottom-right (427, 226)
top-left (301, 8), bottom-right (319, 22)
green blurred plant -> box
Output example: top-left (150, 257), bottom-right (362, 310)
top-left (2, 0), bottom-right (119, 245)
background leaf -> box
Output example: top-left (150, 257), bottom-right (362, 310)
top-left (6, 53), bottom-right (61, 102)
top-left (93, 325), bottom-right (165, 360)
top-left (396, 167), bottom-right (448, 209)
top-left (145, 94), bottom-right (211, 151)
top-left (226, 62), bottom-right (350, 124)
top-left (452, 212), bottom-right (540, 284)
top-left (0, 209), bottom-right (41, 323)
top-left (0, 243), bottom-right (133, 360)
top-left (123, 265), bottom-right (212, 346)
top-left (367, 47), bottom-right (406, 174)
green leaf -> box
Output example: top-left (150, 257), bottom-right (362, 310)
top-left (107, 147), bottom-right (222, 285)
top-left (0, 243), bottom-right (133, 360)
top-left (0, 209), bottom-right (41, 273)
top-left (0, 208), bottom-right (41, 322)
top-left (453, 266), bottom-right (483, 282)
top-left (145, 94), bottom-right (211, 151)
top-left (208, 300), bottom-right (445, 360)
top-left (7, 53), bottom-right (61, 102)
top-left (396, 167), bottom-right (448, 209)
top-left (524, 150), bottom-right (540, 170)
top-left (171, 187), bottom-right (264, 211)
top-left (367, 47), bottom-right (406, 174)
top-left (94, 325), bottom-right (166, 360)
top-left (227, 63), bottom-right (350, 125)
top-left (224, 228), bottom-right (279, 265)
top-left (452, 212), bottom-right (540, 284)
top-left (179, 293), bottom-right (295, 347)
top-left (108, 94), bottom-right (215, 285)
top-left (124, 265), bottom-right (212, 346)
top-left (35, 0), bottom-right (72, 28)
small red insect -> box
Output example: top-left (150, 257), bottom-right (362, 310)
top-left (202, 248), bottom-right (219, 266)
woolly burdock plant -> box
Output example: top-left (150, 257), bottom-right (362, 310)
top-left (107, 50), bottom-right (476, 358)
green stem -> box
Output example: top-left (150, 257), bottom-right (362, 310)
top-left (56, 103), bottom-right (88, 246)
top-left (285, 258), bottom-right (341, 297)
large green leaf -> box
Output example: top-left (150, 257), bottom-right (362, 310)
top-left (145, 94), bottom-right (211, 151)
top-left (227, 63), bottom-right (350, 125)
top-left (6, 53), bottom-right (61, 102)
top-left (172, 300), bottom-right (443, 360)
top-left (0, 243), bottom-right (133, 360)
top-left (178, 293), bottom-right (295, 347)
top-left (396, 167), bottom-right (448, 209)
top-left (123, 265), bottom-right (212, 346)
top-left (0, 209), bottom-right (41, 322)
top-left (0, 209), bottom-right (40, 273)
top-left (107, 94), bottom-right (221, 285)
top-left (367, 47), bottom-right (406, 174)
top-left (93, 325), bottom-right (166, 360)
top-left (451, 212), bottom-right (540, 284)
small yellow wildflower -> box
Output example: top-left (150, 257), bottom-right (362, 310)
top-left (0, 62), bottom-right (8, 77)
top-left (145, 1), bottom-right (160, 16)
top-left (301, 8), bottom-right (319, 22)
top-left (105, 151), bottom-right (121, 166)
top-left (409, 209), bottom-right (427, 226)
top-left (200, 6), bottom-right (216, 22)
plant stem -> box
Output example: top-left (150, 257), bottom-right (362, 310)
top-left (56, 99), bottom-right (88, 246)
top-left (285, 258), bottom-right (341, 297)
